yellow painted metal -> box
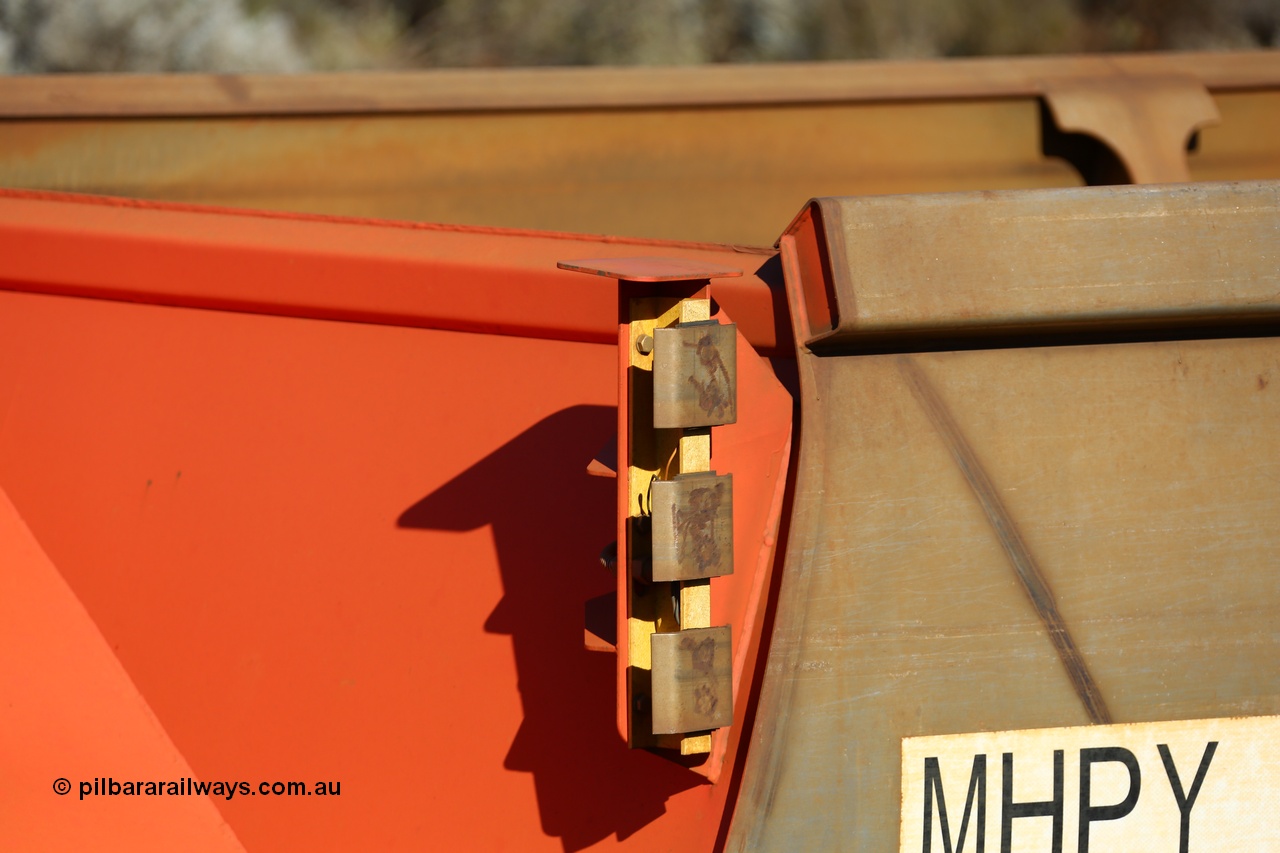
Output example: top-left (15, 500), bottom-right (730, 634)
top-left (680, 298), bottom-right (710, 325)
top-left (626, 296), bottom-right (683, 681)
top-left (677, 433), bottom-right (710, 474)
top-left (675, 296), bottom-right (715, 755)
top-left (626, 292), bottom-right (733, 754)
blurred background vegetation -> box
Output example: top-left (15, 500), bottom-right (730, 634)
top-left (0, 0), bottom-right (1276, 74)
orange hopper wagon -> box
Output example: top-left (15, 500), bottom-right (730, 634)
top-left (1, 51), bottom-right (1279, 852)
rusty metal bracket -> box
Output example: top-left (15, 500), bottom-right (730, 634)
top-left (653, 321), bottom-right (739, 429)
top-left (650, 472), bottom-right (734, 583)
top-left (1041, 74), bottom-right (1220, 184)
top-left (651, 626), bottom-right (734, 736)
top-left (558, 255), bottom-right (793, 782)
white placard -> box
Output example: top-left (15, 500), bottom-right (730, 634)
top-left (901, 715), bottom-right (1279, 852)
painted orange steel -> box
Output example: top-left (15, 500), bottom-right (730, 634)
top-left (0, 189), bottom-right (788, 355)
top-left (0, 190), bottom-right (787, 851)
top-left (1, 488), bottom-right (245, 852)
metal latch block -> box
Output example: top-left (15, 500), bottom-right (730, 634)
top-left (653, 321), bottom-right (738, 428)
top-left (650, 472), bottom-right (734, 582)
top-left (650, 626), bottom-right (734, 735)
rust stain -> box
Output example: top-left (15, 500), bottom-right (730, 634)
top-left (681, 634), bottom-right (719, 717)
top-left (693, 682), bottom-right (718, 717)
top-left (684, 634), bottom-right (716, 673)
top-left (674, 482), bottom-right (724, 575)
top-left (685, 333), bottom-right (732, 419)
top-left (897, 356), bottom-right (1113, 726)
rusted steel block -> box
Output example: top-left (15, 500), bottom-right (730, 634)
top-left (653, 321), bottom-right (737, 428)
top-left (651, 626), bottom-right (733, 735)
top-left (650, 472), bottom-right (734, 582)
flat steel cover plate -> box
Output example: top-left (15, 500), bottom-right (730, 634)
top-left (653, 322), bottom-right (738, 428)
top-left (556, 257), bottom-right (743, 282)
top-left (651, 626), bottom-right (734, 735)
